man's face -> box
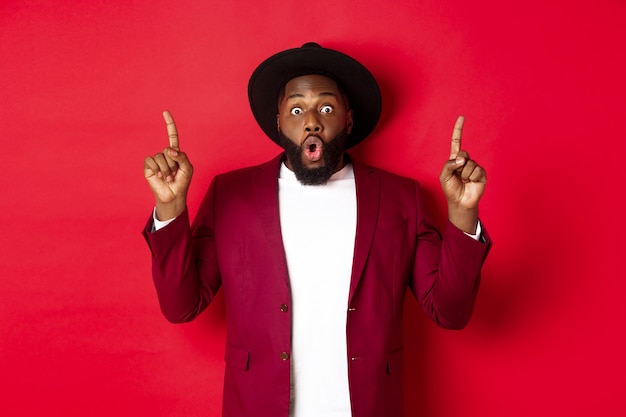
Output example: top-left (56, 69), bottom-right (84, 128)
top-left (277, 74), bottom-right (353, 185)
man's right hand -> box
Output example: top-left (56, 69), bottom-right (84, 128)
top-left (144, 111), bottom-right (194, 221)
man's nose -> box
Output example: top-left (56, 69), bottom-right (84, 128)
top-left (304, 112), bottom-right (322, 133)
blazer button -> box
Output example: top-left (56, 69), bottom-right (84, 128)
top-left (280, 303), bottom-right (289, 312)
top-left (280, 352), bottom-right (290, 361)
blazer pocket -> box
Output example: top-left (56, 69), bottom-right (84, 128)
top-left (225, 344), bottom-right (250, 371)
top-left (386, 347), bottom-right (404, 375)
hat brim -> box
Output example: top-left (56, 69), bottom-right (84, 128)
top-left (248, 44), bottom-right (381, 149)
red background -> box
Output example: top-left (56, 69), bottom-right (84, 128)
top-left (2, 0), bottom-right (625, 416)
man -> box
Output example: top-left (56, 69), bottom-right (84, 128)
top-left (143, 42), bottom-right (491, 417)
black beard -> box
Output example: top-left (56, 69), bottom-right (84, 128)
top-left (278, 129), bottom-right (349, 186)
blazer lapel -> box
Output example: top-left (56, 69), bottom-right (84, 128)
top-left (249, 154), bottom-right (380, 298)
top-left (349, 162), bottom-right (380, 303)
top-left (252, 154), bottom-right (290, 286)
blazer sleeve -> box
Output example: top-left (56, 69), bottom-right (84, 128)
top-left (411, 181), bottom-right (492, 330)
top-left (142, 179), bottom-right (221, 323)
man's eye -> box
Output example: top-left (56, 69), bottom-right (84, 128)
top-left (290, 107), bottom-right (303, 115)
top-left (320, 105), bottom-right (333, 114)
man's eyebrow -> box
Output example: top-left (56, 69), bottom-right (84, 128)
top-left (286, 91), bottom-right (338, 100)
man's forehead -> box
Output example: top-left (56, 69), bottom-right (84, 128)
top-left (284, 74), bottom-right (341, 95)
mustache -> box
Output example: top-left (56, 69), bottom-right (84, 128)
top-left (277, 129), bottom-right (349, 186)
top-left (301, 133), bottom-right (321, 143)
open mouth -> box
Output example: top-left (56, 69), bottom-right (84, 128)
top-left (302, 136), bottom-right (324, 162)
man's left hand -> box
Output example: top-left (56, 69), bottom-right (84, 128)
top-left (439, 115), bottom-right (487, 234)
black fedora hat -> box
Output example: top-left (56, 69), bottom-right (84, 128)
top-left (248, 42), bottom-right (382, 149)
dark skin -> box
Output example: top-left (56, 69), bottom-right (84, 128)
top-left (277, 75), bottom-right (353, 173)
top-left (144, 75), bottom-right (486, 234)
top-left (441, 115), bottom-right (486, 234)
top-left (143, 110), bottom-right (192, 221)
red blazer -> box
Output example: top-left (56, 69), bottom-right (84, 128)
top-left (143, 153), bottom-right (491, 417)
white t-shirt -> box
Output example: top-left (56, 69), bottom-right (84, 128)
top-left (278, 162), bottom-right (357, 417)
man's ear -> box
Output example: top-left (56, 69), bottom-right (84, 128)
top-left (346, 109), bottom-right (354, 135)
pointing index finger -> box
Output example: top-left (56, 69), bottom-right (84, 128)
top-left (450, 115), bottom-right (465, 159)
top-left (163, 110), bottom-right (179, 150)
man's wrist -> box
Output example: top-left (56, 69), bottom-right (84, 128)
top-left (448, 205), bottom-right (479, 235)
top-left (462, 220), bottom-right (482, 241)
top-left (152, 207), bottom-right (176, 232)
top-left (155, 199), bottom-right (186, 222)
